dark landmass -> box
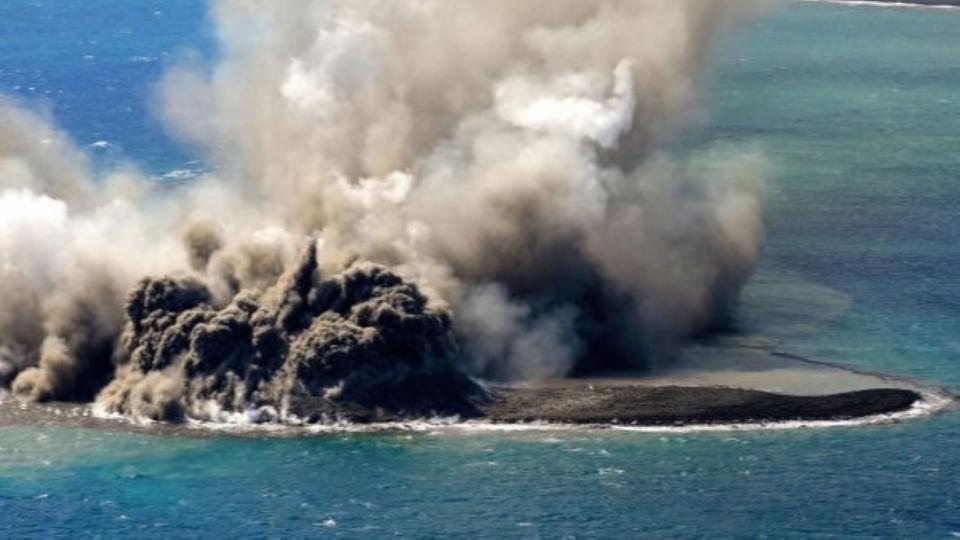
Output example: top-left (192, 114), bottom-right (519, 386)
top-left (0, 384), bottom-right (926, 434)
top-left (480, 385), bottom-right (922, 425)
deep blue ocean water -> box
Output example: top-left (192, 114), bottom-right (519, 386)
top-left (1, 1), bottom-right (959, 537)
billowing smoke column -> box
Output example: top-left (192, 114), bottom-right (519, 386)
top-left (0, 0), bottom-right (767, 422)
top-left (97, 242), bottom-right (482, 422)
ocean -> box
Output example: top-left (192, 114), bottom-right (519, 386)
top-left (1, 1), bottom-right (958, 537)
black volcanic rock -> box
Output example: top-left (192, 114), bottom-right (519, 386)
top-left (481, 386), bottom-right (922, 425)
top-left (98, 243), bottom-right (487, 422)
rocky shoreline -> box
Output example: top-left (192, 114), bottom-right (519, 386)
top-left (0, 384), bottom-right (929, 434)
top-left (481, 385), bottom-right (923, 426)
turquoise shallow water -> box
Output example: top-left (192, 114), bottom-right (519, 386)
top-left (712, 3), bottom-right (960, 390)
top-left (0, 422), bottom-right (957, 538)
top-left (1, 1), bottom-right (959, 537)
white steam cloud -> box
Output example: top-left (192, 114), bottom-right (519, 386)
top-left (0, 0), bottom-right (768, 417)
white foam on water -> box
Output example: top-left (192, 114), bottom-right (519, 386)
top-left (90, 403), bottom-right (148, 425)
top-left (80, 358), bottom-right (957, 436)
top-left (156, 168), bottom-right (206, 182)
top-left (798, 0), bottom-right (960, 10)
top-left (85, 388), bottom-right (952, 436)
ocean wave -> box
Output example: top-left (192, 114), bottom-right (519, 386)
top-left (799, 0), bottom-right (960, 10)
top-left (159, 168), bottom-right (203, 181)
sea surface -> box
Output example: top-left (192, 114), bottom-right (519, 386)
top-left (1, 1), bottom-right (959, 537)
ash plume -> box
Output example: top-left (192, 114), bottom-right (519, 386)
top-left (0, 1), bottom-right (768, 422)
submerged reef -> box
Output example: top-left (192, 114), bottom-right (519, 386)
top-left (96, 243), bottom-right (486, 423)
